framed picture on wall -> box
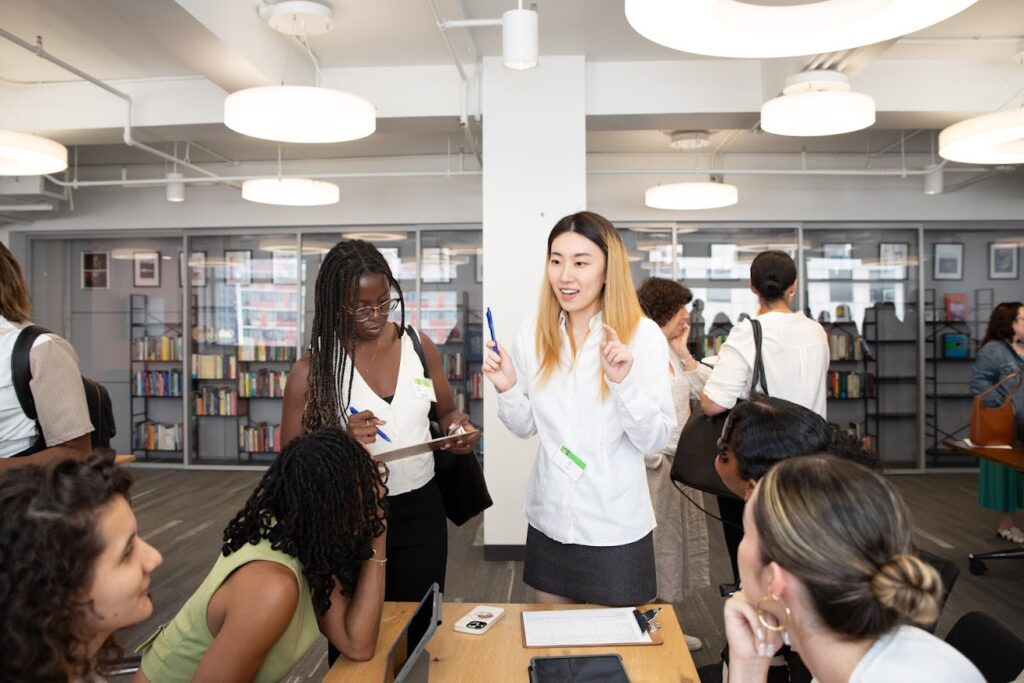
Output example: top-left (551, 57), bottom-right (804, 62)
top-left (133, 251), bottom-right (161, 287)
top-left (823, 243), bottom-right (853, 280)
top-left (878, 242), bottom-right (908, 281)
top-left (179, 251), bottom-right (206, 287)
top-left (272, 250), bottom-right (298, 284)
top-left (224, 250), bottom-right (251, 285)
top-left (81, 251), bottom-right (110, 289)
top-left (989, 242), bottom-right (1018, 279)
top-left (933, 243), bottom-right (964, 280)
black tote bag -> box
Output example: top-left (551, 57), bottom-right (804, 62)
top-left (406, 326), bottom-right (493, 526)
top-left (671, 319), bottom-right (768, 498)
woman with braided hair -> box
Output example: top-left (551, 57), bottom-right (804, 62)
top-left (723, 456), bottom-right (982, 683)
top-left (135, 428), bottom-right (389, 682)
top-left (280, 238), bottom-right (479, 663)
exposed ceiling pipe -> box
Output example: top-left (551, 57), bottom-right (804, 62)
top-left (0, 28), bottom-right (241, 190)
top-left (427, 0), bottom-right (483, 165)
top-left (943, 167), bottom-right (1014, 193)
top-left (869, 129), bottom-right (926, 157)
top-left (0, 203), bottom-right (54, 211)
top-left (42, 169), bottom-right (483, 189)
top-left (588, 164), bottom-right (986, 177)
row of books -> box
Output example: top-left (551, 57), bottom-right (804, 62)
top-left (443, 352), bottom-right (466, 380)
top-left (195, 387), bottom-right (241, 416)
top-left (192, 354), bottom-right (238, 380)
top-left (238, 344), bottom-right (295, 362)
top-left (239, 422), bottom-right (282, 453)
top-left (238, 370), bottom-right (287, 398)
top-left (134, 421), bottom-right (183, 451)
top-left (467, 372), bottom-right (483, 400)
top-left (132, 336), bottom-right (183, 361)
top-left (132, 369), bottom-right (182, 397)
top-left (828, 333), bottom-right (864, 362)
top-left (827, 371), bottom-right (876, 399)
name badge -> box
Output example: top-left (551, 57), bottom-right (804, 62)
top-left (413, 377), bottom-right (437, 401)
top-left (553, 444), bottom-right (586, 482)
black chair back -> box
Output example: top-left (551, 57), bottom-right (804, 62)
top-left (945, 611), bottom-right (1024, 683)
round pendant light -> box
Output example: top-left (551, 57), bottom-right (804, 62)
top-left (625, 0), bottom-right (978, 58)
top-left (241, 178), bottom-right (340, 206)
top-left (939, 108), bottom-right (1024, 164)
top-left (645, 180), bottom-right (738, 210)
top-left (224, 86), bottom-right (376, 144)
top-left (0, 129), bottom-right (68, 176)
top-left (761, 71), bottom-right (875, 137)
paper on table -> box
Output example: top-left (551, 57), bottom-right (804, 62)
top-left (521, 608), bottom-right (652, 647)
top-left (373, 433), bottom-right (466, 463)
top-left (964, 438), bottom-right (1013, 450)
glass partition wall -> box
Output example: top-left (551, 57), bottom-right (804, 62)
top-left (30, 223), bottom-right (1016, 470)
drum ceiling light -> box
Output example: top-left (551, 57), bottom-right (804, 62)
top-left (645, 179), bottom-right (739, 210)
top-left (241, 178), bottom-right (339, 206)
top-left (224, 86), bottom-right (375, 144)
top-left (761, 70), bottom-right (875, 137)
top-left (939, 108), bottom-right (1024, 164)
top-left (0, 129), bottom-right (68, 176)
top-left (624, 0), bottom-right (978, 58)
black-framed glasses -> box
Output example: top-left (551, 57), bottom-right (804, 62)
top-left (350, 298), bottom-right (400, 322)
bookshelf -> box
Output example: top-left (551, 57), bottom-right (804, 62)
top-left (861, 303), bottom-right (919, 467)
top-left (129, 294), bottom-right (185, 461)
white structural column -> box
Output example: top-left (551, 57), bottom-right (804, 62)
top-left (482, 56), bottom-right (587, 556)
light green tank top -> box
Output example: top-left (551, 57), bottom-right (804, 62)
top-left (138, 538), bottom-right (321, 683)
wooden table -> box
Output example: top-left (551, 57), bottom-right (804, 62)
top-left (115, 454), bottom-right (137, 465)
top-left (943, 439), bottom-right (1024, 574)
top-left (325, 602), bottom-right (699, 682)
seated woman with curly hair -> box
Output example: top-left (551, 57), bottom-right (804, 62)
top-left (0, 453), bottom-right (163, 683)
top-left (135, 428), bottom-right (389, 683)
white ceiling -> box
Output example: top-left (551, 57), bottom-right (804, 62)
top-left (1, 0), bottom-right (1022, 167)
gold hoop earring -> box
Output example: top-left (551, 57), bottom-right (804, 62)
top-left (756, 594), bottom-right (792, 633)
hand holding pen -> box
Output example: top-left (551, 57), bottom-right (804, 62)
top-left (347, 406), bottom-right (391, 445)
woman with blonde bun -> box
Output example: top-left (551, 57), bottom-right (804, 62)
top-left (724, 456), bottom-right (983, 683)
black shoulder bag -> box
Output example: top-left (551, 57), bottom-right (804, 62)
top-left (12, 325), bottom-right (116, 456)
top-left (406, 326), bottom-right (493, 526)
top-left (670, 318), bottom-right (768, 499)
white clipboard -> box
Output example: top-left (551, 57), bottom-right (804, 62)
top-left (374, 433), bottom-right (467, 463)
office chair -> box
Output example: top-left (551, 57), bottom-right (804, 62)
top-left (945, 611), bottom-right (1024, 683)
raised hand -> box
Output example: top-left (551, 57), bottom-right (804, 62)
top-left (481, 340), bottom-right (517, 393)
top-left (600, 324), bottom-right (634, 384)
top-left (723, 591), bottom-right (782, 682)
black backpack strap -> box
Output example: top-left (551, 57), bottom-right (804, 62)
top-left (11, 325), bottom-right (50, 421)
top-left (750, 319), bottom-right (769, 396)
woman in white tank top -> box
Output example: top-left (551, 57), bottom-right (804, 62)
top-left (280, 239), bottom-right (480, 665)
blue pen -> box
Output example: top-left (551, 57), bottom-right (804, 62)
top-left (486, 307), bottom-right (499, 357)
top-left (348, 406), bottom-right (392, 443)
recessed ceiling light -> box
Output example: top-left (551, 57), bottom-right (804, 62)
top-left (625, 0), bottom-right (978, 58)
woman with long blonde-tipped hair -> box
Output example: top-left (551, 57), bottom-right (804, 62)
top-left (482, 211), bottom-right (676, 605)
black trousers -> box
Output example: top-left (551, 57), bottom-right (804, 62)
top-left (328, 477), bottom-right (448, 665)
top-left (717, 495), bottom-right (745, 586)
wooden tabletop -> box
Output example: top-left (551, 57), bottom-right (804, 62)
top-left (943, 439), bottom-right (1024, 472)
top-left (325, 602), bottom-right (698, 682)
top-left (115, 454), bottom-right (137, 464)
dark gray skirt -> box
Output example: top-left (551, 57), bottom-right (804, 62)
top-left (523, 525), bottom-right (656, 606)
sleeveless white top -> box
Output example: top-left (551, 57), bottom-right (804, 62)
top-left (340, 328), bottom-right (434, 496)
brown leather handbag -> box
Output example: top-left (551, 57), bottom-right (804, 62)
top-left (971, 372), bottom-right (1020, 446)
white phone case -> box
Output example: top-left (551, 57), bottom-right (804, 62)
top-left (453, 604), bottom-right (506, 635)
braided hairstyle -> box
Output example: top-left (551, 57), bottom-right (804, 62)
top-left (0, 452), bottom-right (131, 683)
top-left (303, 239), bottom-right (406, 434)
top-left (222, 428), bottom-right (388, 616)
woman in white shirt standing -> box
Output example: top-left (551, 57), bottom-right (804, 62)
top-left (482, 211), bottom-right (675, 605)
top-left (700, 250), bottom-right (829, 419)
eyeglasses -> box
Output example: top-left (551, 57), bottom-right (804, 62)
top-left (350, 298), bottom-right (400, 322)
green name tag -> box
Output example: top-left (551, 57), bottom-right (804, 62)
top-left (560, 445), bottom-right (586, 471)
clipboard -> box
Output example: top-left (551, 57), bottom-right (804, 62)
top-left (520, 607), bottom-right (664, 648)
top-left (374, 433), bottom-right (466, 463)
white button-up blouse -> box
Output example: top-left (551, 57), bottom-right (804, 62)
top-left (496, 312), bottom-right (676, 546)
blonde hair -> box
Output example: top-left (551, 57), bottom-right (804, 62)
top-left (754, 456), bottom-right (941, 639)
top-left (535, 212), bottom-right (643, 398)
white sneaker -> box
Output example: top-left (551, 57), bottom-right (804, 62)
top-left (685, 634), bottom-right (703, 651)
top-left (998, 526), bottom-right (1024, 544)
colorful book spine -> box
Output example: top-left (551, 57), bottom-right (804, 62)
top-left (194, 387), bottom-right (241, 416)
top-left (132, 336), bottom-right (183, 361)
top-left (134, 421), bottom-right (183, 451)
top-left (191, 354), bottom-right (238, 380)
top-left (132, 369), bottom-right (183, 397)
top-left (237, 370), bottom-right (288, 397)
top-left (239, 423), bottom-right (282, 453)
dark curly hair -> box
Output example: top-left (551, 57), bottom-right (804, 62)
top-left (0, 452), bottom-right (131, 683)
top-left (222, 427), bottom-right (388, 616)
top-left (303, 239), bottom-right (406, 435)
top-left (722, 394), bottom-right (879, 481)
top-left (981, 301), bottom-right (1023, 348)
top-left (637, 277), bottom-right (693, 326)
